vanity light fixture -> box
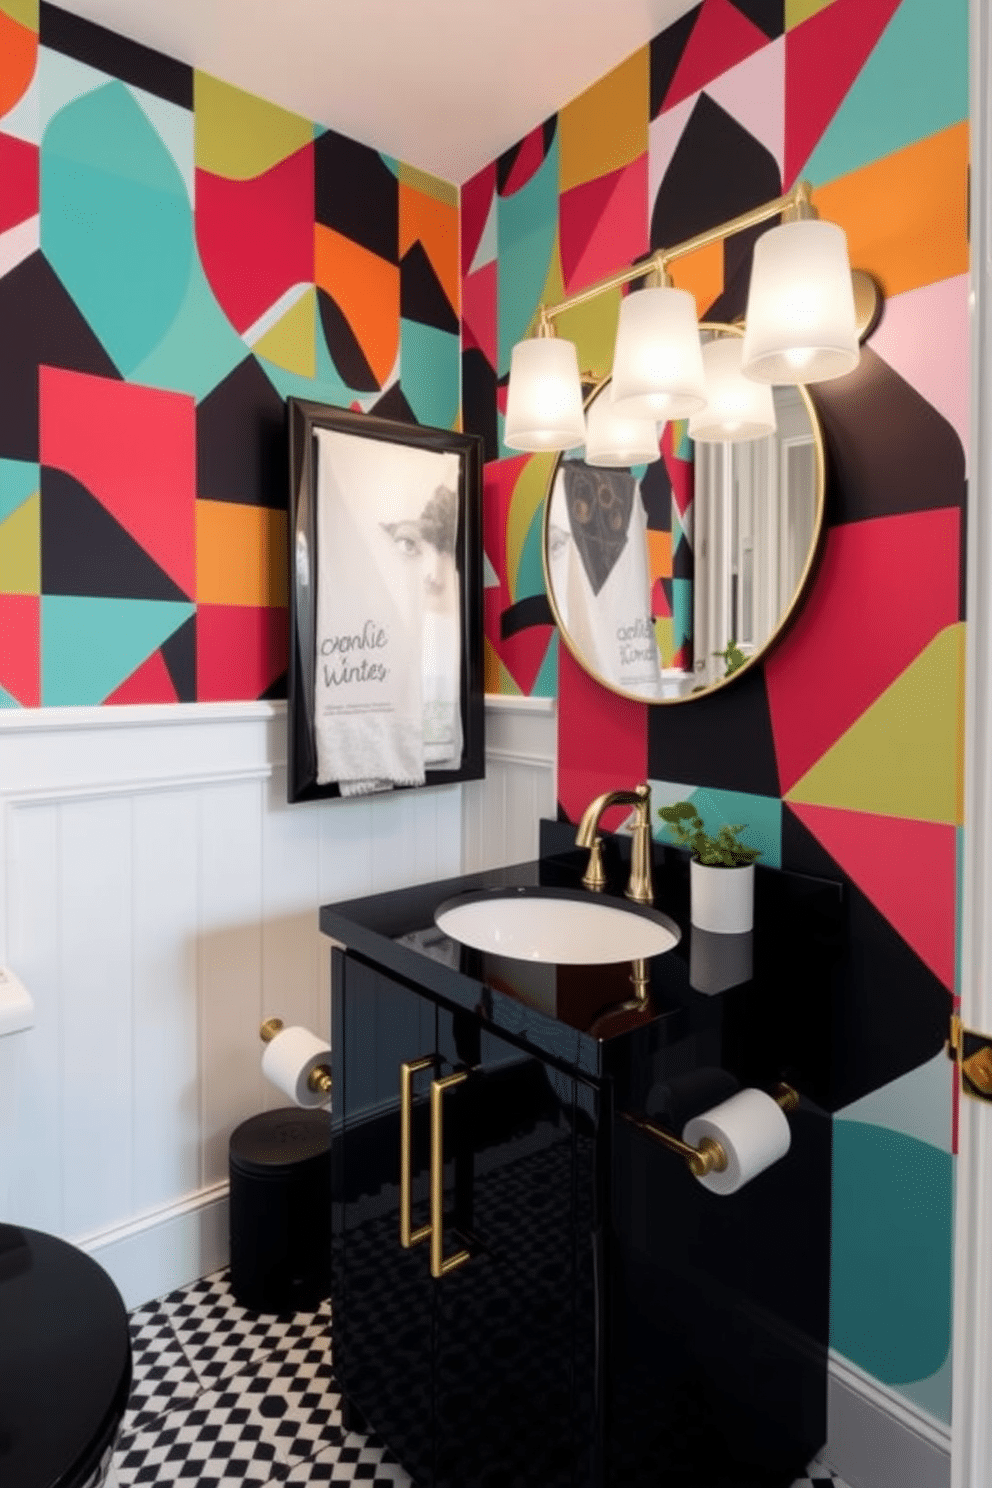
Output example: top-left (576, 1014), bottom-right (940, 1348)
top-left (583, 386), bottom-right (662, 467)
top-left (687, 334), bottom-right (777, 443)
top-left (504, 179), bottom-right (865, 453)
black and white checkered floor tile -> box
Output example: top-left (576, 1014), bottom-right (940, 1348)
top-left (108, 1269), bottom-right (851, 1486)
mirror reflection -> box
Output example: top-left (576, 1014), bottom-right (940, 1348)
top-left (543, 326), bottom-right (825, 704)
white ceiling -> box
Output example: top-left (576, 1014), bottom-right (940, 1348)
top-left (51, 0), bottom-right (699, 183)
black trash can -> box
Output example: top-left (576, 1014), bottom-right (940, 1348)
top-left (228, 1106), bottom-right (332, 1312)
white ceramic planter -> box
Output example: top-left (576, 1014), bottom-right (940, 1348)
top-left (690, 859), bottom-right (755, 934)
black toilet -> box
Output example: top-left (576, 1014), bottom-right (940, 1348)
top-left (0, 1224), bottom-right (132, 1487)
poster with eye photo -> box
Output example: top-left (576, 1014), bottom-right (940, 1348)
top-left (286, 401), bottom-right (484, 803)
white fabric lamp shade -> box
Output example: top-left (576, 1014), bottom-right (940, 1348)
top-left (584, 390), bottom-right (661, 467)
top-left (610, 285), bottom-right (707, 419)
top-left (688, 336), bottom-right (777, 442)
top-left (741, 219), bottom-right (859, 384)
top-left (504, 336), bottom-right (586, 452)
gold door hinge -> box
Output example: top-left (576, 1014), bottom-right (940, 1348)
top-left (948, 1015), bottom-right (992, 1103)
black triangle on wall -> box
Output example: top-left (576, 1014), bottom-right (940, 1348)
top-left (41, 467), bottom-right (189, 602)
top-left (316, 290), bottom-right (381, 393)
top-left (161, 614), bottom-right (197, 702)
top-left (314, 128), bottom-right (398, 264)
top-left (646, 660), bottom-right (781, 797)
top-left (370, 382), bottom-right (419, 425)
top-left (730, 0), bottom-right (784, 39)
top-left (461, 348), bottom-right (498, 465)
top-left (650, 6), bottom-right (702, 118)
top-left (0, 253), bottom-right (121, 464)
top-left (400, 241), bottom-right (459, 334)
top-left (196, 356), bottom-right (288, 510)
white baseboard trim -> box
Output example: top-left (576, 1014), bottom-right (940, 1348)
top-left (74, 1182), bottom-right (230, 1311)
top-left (827, 1351), bottom-right (951, 1488)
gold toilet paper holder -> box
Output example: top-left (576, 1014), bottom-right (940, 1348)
top-left (259, 1017), bottom-right (333, 1097)
top-left (622, 1082), bottom-right (799, 1178)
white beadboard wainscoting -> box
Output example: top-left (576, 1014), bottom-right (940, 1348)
top-left (0, 696), bottom-right (556, 1308)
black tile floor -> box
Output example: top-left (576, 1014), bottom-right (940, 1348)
top-left (107, 1269), bottom-right (851, 1486)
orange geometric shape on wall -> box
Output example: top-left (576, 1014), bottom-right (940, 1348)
top-left (647, 528), bottom-right (673, 582)
top-left (812, 123), bottom-right (968, 301)
top-left (559, 46), bottom-right (649, 193)
top-left (39, 367), bottom-right (196, 600)
top-left (560, 157), bottom-right (648, 295)
top-left (314, 224), bottom-right (400, 389)
top-left (0, 10), bottom-right (37, 120)
top-left (400, 182), bottom-right (459, 323)
top-left (668, 239), bottom-right (725, 320)
top-left (765, 506), bottom-right (960, 796)
top-left (104, 648), bottom-right (179, 705)
top-left (789, 802), bottom-right (956, 990)
top-left (0, 592), bottom-right (39, 705)
top-left (196, 603), bottom-right (288, 702)
top-left (783, 0), bottom-right (901, 187)
top-left (196, 500), bottom-right (288, 608)
top-left (663, 0), bottom-right (771, 112)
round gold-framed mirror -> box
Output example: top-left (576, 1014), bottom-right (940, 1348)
top-left (542, 323), bottom-right (826, 704)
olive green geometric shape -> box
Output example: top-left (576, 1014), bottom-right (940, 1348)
top-left (506, 451), bottom-right (556, 603)
top-left (193, 71), bottom-right (313, 180)
top-left (1, 0), bottom-right (37, 28)
top-left (786, 623), bottom-right (965, 824)
top-left (253, 287), bottom-right (316, 378)
top-left (397, 160), bottom-right (458, 207)
top-left (0, 491), bottom-right (39, 595)
top-left (785, 0), bottom-right (839, 26)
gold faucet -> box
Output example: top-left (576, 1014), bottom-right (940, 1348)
top-left (575, 782), bottom-right (654, 904)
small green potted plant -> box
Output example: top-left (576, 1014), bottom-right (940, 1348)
top-left (658, 801), bottom-right (761, 933)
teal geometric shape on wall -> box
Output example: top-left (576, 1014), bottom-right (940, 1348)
top-left (131, 251), bottom-right (248, 403)
top-left (516, 499), bottom-right (547, 603)
top-left (895, 1341), bottom-right (952, 1426)
top-left (0, 460), bottom-right (39, 524)
top-left (0, 684), bottom-right (20, 709)
top-left (651, 782), bottom-right (782, 868)
top-left (127, 83), bottom-right (194, 204)
top-left (42, 595), bottom-right (195, 705)
top-left (531, 631), bottom-right (559, 700)
top-left (41, 80), bottom-right (193, 376)
top-left (497, 136), bottom-right (559, 378)
top-left (801, 0), bottom-right (968, 186)
top-left (831, 1121), bottom-right (952, 1386)
top-left (672, 578), bottom-right (692, 650)
top-left (835, 1049), bottom-right (952, 1154)
top-left (400, 320), bottom-right (459, 431)
top-left (38, 45), bottom-right (108, 138)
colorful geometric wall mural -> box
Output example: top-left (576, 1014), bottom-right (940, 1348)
top-left (0, 0), bottom-right (460, 705)
top-left (462, 0), bottom-right (967, 1424)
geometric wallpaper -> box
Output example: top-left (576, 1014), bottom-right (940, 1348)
top-left (462, 0), bottom-right (968, 1423)
top-left (0, 0), bottom-right (460, 705)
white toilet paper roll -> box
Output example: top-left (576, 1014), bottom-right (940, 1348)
top-left (261, 1025), bottom-right (332, 1109)
top-left (682, 1086), bottom-right (791, 1195)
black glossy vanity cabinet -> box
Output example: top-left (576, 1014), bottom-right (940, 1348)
top-left (321, 844), bottom-right (841, 1488)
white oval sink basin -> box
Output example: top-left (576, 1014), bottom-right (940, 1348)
top-left (434, 890), bottom-right (680, 965)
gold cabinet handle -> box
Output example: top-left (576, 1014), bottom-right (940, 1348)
top-left (430, 1070), bottom-right (471, 1279)
top-left (399, 1056), bottom-right (435, 1249)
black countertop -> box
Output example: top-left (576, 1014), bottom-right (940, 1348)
top-left (320, 833), bottom-right (847, 1100)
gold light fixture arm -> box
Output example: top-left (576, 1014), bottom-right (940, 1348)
top-left (535, 181), bottom-right (816, 329)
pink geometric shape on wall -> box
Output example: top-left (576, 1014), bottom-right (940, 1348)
top-left (462, 161), bottom-right (496, 273)
top-left (0, 593), bottom-right (39, 706)
top-left (481, 454), bottom-right (552, 694)
top-left (39, 367), bottom-right (196, 599)
top-left (784, 0), bottom-right (902, 187)
top-left (500, 123), bottom-right (547, 196)
top-left (789, 802), bottom-right (956, 990)
top-left (663, 0), bottom-right (771, 112)
top-left (868, 276), bottom-right (969, 471)
top-left (663, 428), bottom-right (693, 517)
top-left (105, 648), bottom-right (179, 705)
top-left (196, 604), bottom-right (288, 702)
top-left (648, 95), bottom-right (697, 217)
top-left (195, 142), bottom-right (315, 335)
top-left (0, 132), bottom-right (37, 236)
top-left (705, 35), bottom-right (785, 180)
top-left (462, 260), bottom-right (497, 367)
top-left (765, 506), bottom-right (961, 795)
top-left (558, 645), bottom-right (648, 824)
top-left (560, 157), bottom-right (648, 294)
